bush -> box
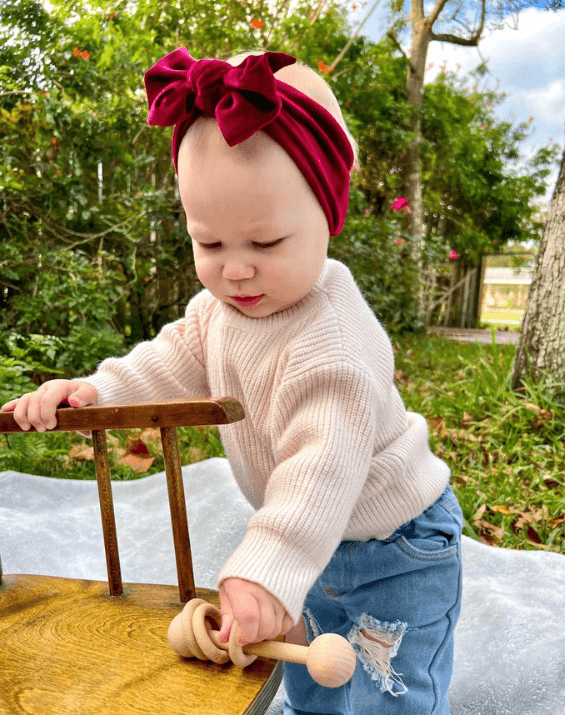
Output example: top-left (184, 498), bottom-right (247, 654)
top-left (329, 184), bottom-right (423, 334)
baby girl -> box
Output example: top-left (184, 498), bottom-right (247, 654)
top-left (2, 48), bottom-right (463, 715)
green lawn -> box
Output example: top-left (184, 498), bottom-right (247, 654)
top-left (1, 331), bottom-right (563, 553)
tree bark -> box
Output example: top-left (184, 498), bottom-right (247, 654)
top-left (401, 0), bottom-right (485, 317)
top-left (405, 6), bottom-right (430, 316)
top-left (512, 146), bottom-right (565, 390)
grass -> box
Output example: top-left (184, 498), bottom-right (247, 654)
top-left (1, 331), bottom-right (563, 553)
top-left (391, 331), bottom-right (564, 553)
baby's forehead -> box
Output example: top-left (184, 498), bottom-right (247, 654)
top-left (178, 119), bottom-right (310, 202)
top-left (179, 117), bottom-right (273, 167)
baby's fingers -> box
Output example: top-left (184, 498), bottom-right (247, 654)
top-left (1, 399), bottom-right (18, 412)
top-left (11, 393), bottom-right (34, 431)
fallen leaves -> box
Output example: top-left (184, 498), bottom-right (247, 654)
top-left (67, 429), bottom-right (159, 474)
top-left (427, 415), bottom-right (479, 443)
top-left (523, 402), bottom-right (554, 428)
top-left (469, 501), bottom-right (563, 549)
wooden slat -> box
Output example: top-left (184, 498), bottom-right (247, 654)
top-left (0, 397), bottom-right (244, 434)
top-left (92, 429), bottom-right (123, 597)
top-left (160, 426), bottom-right (195, 603)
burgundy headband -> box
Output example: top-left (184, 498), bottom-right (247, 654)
top-left (144, 48), bottom-right (354, 236)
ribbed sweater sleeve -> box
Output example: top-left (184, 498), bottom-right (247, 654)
top-left (217, 361), bottom-right (379, 624)
top-left (80, 291), bottom-right (210, 405)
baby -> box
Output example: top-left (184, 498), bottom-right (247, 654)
top-left (2, 49), bottom-right (464, 715)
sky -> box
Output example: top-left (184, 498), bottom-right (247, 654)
top-left (343, 1), bottom-right (565, 205)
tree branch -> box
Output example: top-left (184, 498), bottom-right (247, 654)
top-left (427, 0), bottom-right (451, 29)
top-left (430, 31), bottom-right (479, 45)
top-left (0, 90), bottom-right (34, 98)
top-left (329, 0), bottom-right (383, 72)
top-left (429, 0), bottom-right (485, 45)
top-left (386, 30), bottom-right (417, 74)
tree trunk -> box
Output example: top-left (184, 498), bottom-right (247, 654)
top-left (511, 147), bottom-right (565, 390)
top-left (400, 0), bottom-right (485, 318)
top-left (405, 13), bottom-right (430, 317)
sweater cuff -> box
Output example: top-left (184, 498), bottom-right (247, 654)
top-left (217, 528), bottom-right (324, 625)
top-left (78, 373), bottom-right (140, 407)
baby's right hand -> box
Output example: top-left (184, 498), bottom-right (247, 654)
top-left (1, 380), bottom-right (98, 432)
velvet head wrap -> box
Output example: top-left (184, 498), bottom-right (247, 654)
top-left (144, 48), bottom-right (354, 236)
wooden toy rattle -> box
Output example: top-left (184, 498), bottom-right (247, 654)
top-left (168, 598), bottom-right (357, 688)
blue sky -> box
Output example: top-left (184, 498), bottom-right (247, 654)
top-left (343, 2), bottom-right (565, 205)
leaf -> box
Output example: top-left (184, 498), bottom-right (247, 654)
top-left (447, 428), bottom-right (478, 442)
top-left (428, 415), bottom-right (446, 436)
top-left (489, 505), bottom-right (515, 514)
top-left (394, 368), bottom-right (409, 385)
top-left (68, 444), bottom-right (94, 461)
top-left (125, 435), bottom-right (149, 455)
top-left (118, 453), bottom-right (154, 473)
top-left (474, 519), bottom-right (504, 542)
top-left (523, 402), bottom-right (553, 423)
top-left (140, 427), bottom-right (162, 444)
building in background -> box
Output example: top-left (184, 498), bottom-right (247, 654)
top-left (481, 263), bottom-right (533, 326)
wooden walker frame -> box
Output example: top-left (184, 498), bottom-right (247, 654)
top-left (0, 398), bottom-right (285, 715)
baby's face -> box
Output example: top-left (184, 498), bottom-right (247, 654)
top-left (178, 119), bottom-right (330, 317)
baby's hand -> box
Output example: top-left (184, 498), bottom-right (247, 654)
top-left (1, 379), bottom-right (98, 432)
top-left (218, 578), bottom-right (293, 646)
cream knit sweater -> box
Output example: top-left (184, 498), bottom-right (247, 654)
top-left (82, 257), bottom-right (450, 623)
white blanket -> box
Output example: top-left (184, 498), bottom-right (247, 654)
top-left (1, 459), bottom-right (564, 715)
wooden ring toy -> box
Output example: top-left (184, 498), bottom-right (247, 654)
top-left (168, 598), bottom-right (357, 688)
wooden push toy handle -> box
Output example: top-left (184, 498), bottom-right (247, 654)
top-left (168, 599), bottom-right (357, 688)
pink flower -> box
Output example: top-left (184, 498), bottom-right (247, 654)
top-left (392, 197), bottom-right (413, 214)
top-left (396, 238), bottom-right (405, 245)
top-left (449, 251), bottom-right (458, 260)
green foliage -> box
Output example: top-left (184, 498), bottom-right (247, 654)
top-left (1, 249), bottom-right (127, 379)
top-left (331, 185), bottom-right (422, 333)
top-left (421, 67), bottom-right (560, 262)
top-left (1, 0), bottom-right (559, 365)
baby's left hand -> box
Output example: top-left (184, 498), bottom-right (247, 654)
top-left (218, 578), bottom-right (293, 646)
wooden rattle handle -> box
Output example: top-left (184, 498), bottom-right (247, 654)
top-left (168, 598), bottom-right (357, 688)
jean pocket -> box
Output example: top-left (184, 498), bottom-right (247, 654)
top-left (394, 533), bottom-right (459, 562)
top-left (392, 503), bottom-right (461, 561)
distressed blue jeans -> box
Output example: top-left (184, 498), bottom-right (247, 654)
top-left (283, 483), bottom-right (464, 715)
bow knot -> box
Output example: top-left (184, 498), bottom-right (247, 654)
top-left (145, 48), bottom-right (297, 147)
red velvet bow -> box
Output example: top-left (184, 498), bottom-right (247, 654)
top-left (145, 48), bottom-right (297, 147)
top-left (144, 48), bottom-right (353, 236)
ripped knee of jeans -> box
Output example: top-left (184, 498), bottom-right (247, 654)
top-left (303, 607), bottom-right (322, 642)
top-left (347, 613), bottom-right (408, 696)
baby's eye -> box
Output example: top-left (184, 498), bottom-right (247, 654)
top-left (199, 239), bottom-right (284, 250)
top-left (254, 239), bottom-right (283, 249)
